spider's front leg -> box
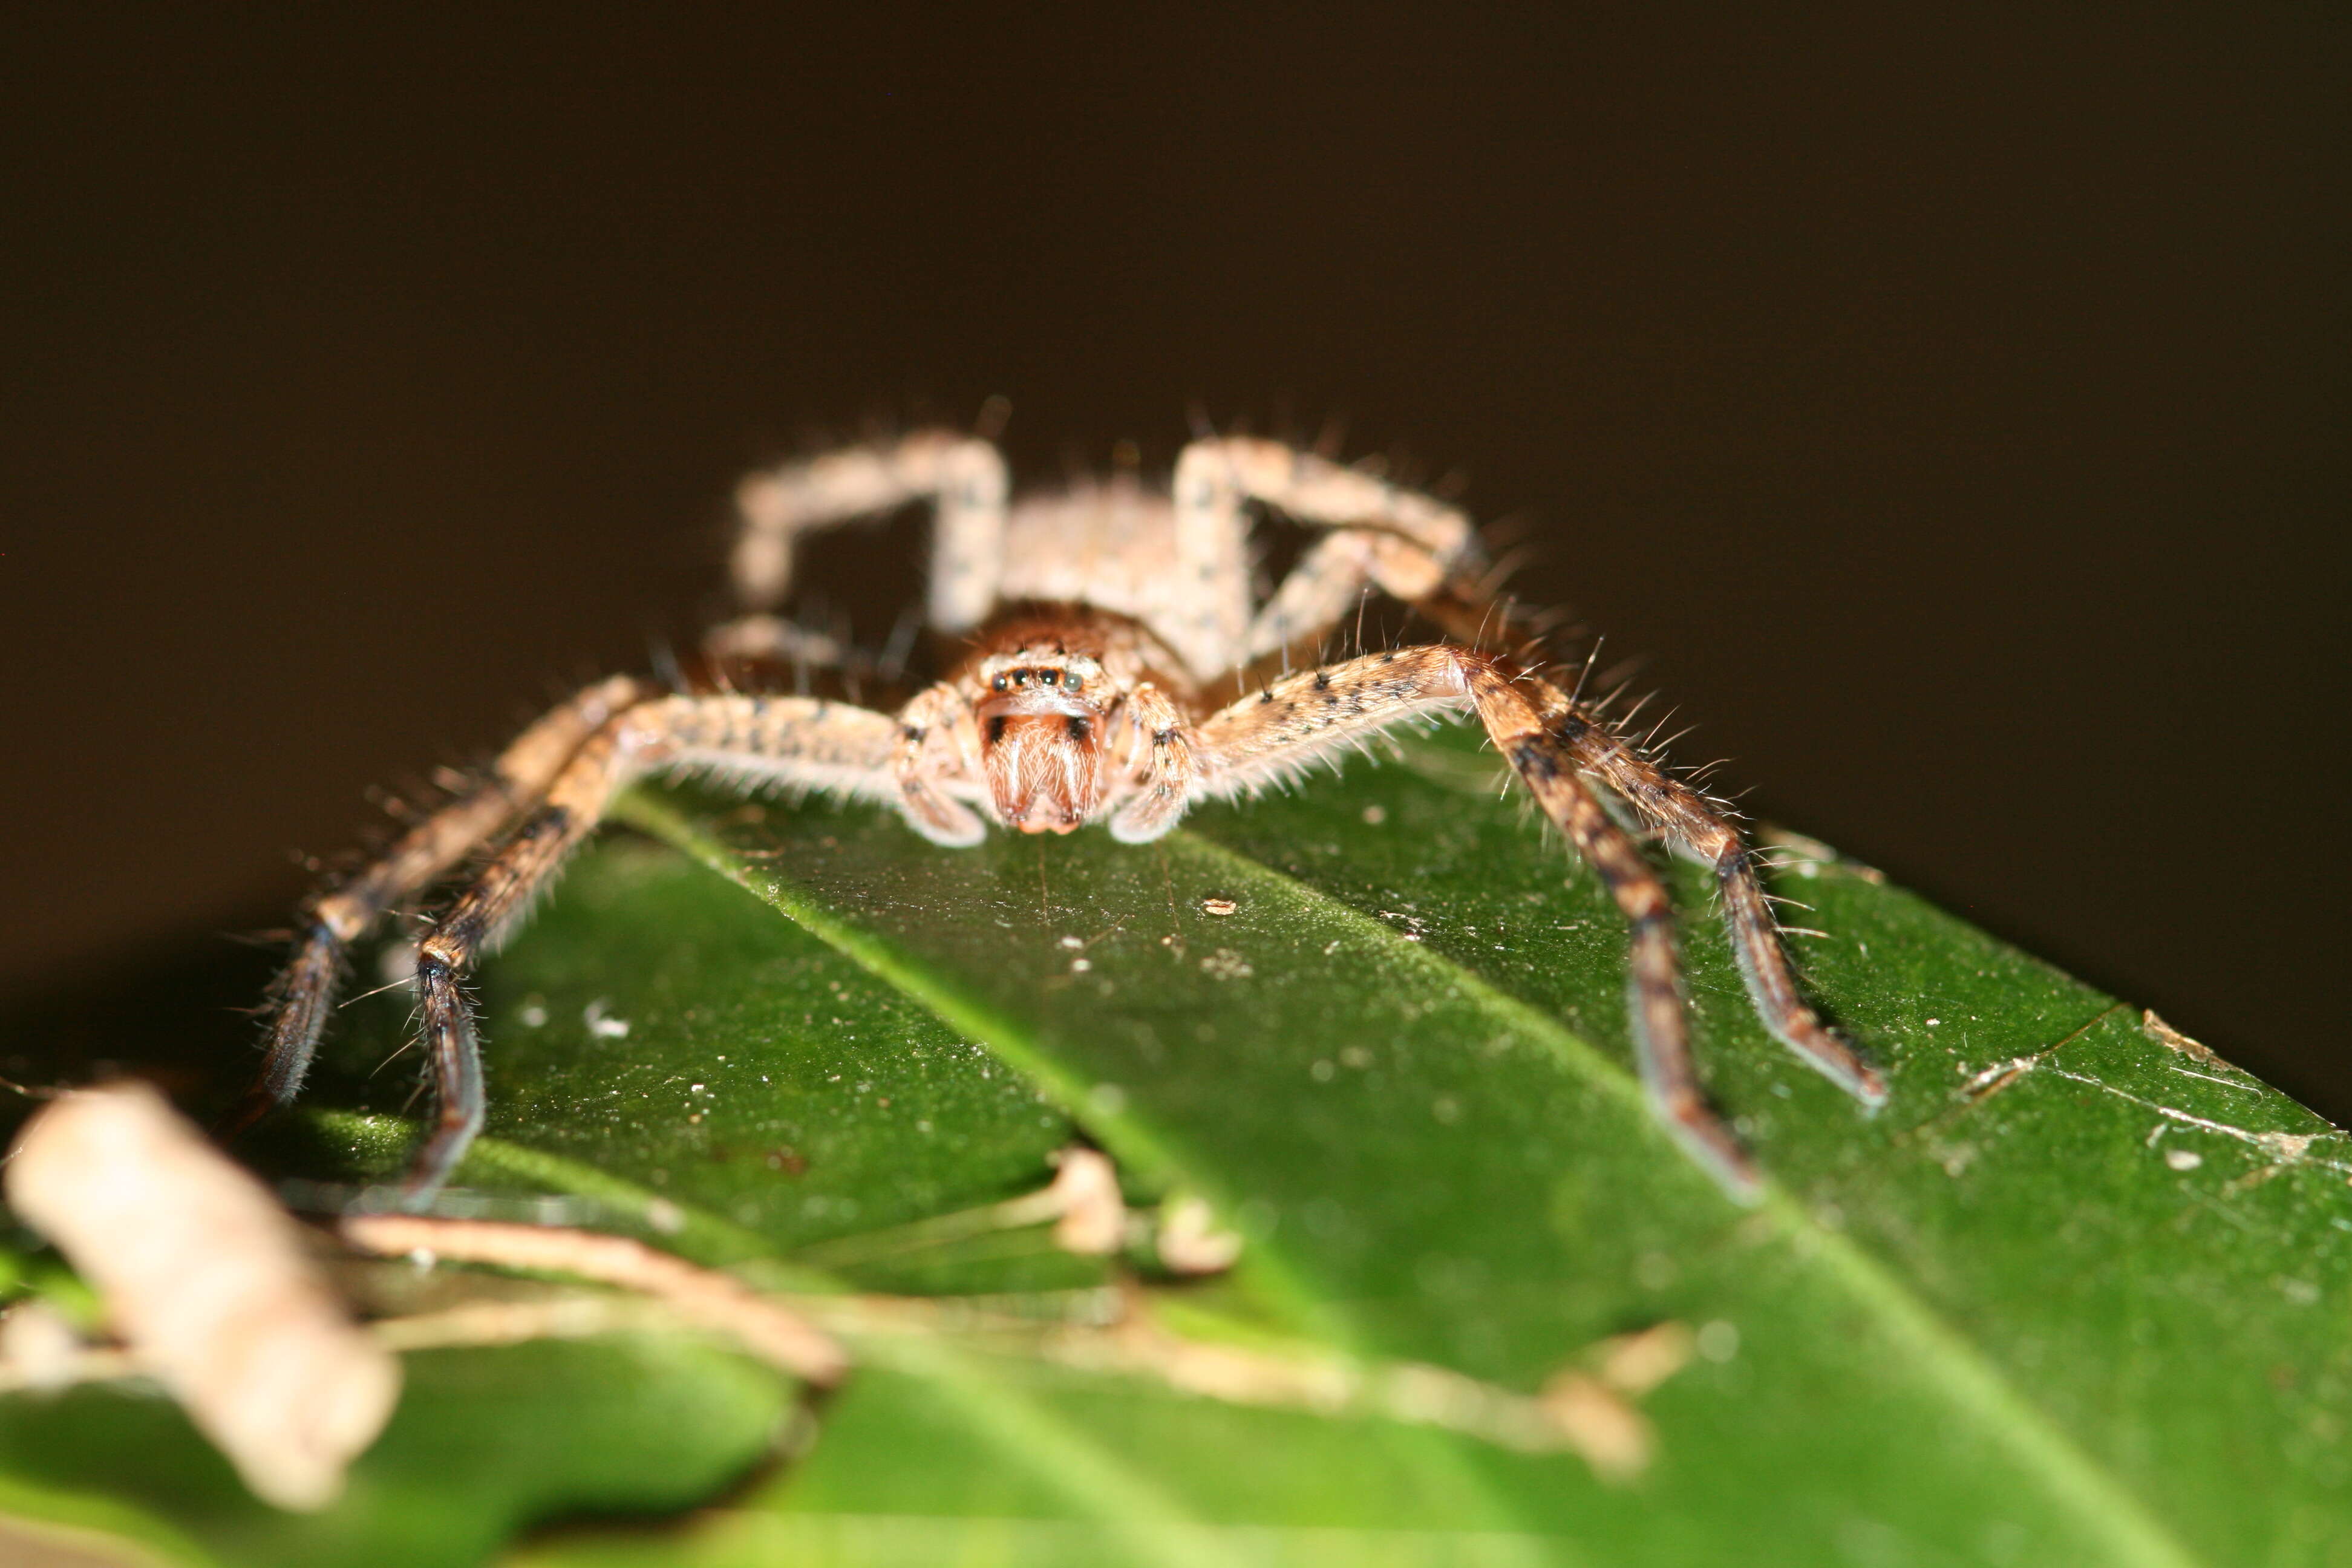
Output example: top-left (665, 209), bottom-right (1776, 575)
top-left (1456, 662), bottom-right (1766, 1195)
top-left (397, 693), bottom-right (900, 1201)
top-left (1189, 645), bottom-right (1883, 1200)
top-left (1539, 709), bottom-right (1887, 1106)
top-left (225, 675), bottom-right (652, 1139)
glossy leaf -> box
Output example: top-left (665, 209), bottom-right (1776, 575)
top-left (0, 1337), bottom-right (792, 1568)
top-left (2, 724), bottom-right (2344, 1566)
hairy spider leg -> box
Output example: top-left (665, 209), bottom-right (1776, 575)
top-left (1543, 713), bottom-right (1887, 1105)
top-left (1166, 436), bottom-right (1478, 667)
top-left (404, 693), bottom-right (901, 1200)
top-left (699, 613), bottom-right (864, 671)
top-left (223, 675), bottom-right (652, 1140)
top-left (1169, 440), bottom-right (1881, 1156)
top-left (1174, 437), bottom-right (1579, 668)
top-left (730, 430), bottom-right (1010, 632)
top-left (1187, 645), bottom-right (1884, 1200)
top-left (725, 433), bottom-right (1472, 685)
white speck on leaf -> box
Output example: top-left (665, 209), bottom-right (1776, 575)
top-left (1200, 949), bottom-right (1253, 979)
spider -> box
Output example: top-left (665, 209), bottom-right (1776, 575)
top-left (230, 426), bottom-right (1886, 1206)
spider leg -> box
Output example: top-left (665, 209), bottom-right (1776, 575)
top-left (1248, 531), bottom-right (1387, 662)
top-left (1538, 705), bottom-right (1886, 1105)
top-left (731, 431), bottom-right (1008, 631)
top-left (1194, 437), bottom-right (1882, 1113)
top-left (699, 613), bottom-right (863, 671)
top-left (1166, 443), bottom-right (1258, 679)
top-left (394, 693), bottom-right (900, 1202)
top-left (1168, 437), bottom-right (1479, 665)
top-left (1221, 444), bottom-right (1872, 1102)
top-left (223, 676), bottom-right (652, 1139)
top-left (1471, 676), bottom-right (1762, 1198)
top-left (1192, 645), bottom-right (1814, 1200)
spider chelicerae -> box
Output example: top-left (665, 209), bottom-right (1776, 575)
top-left (232, 425), bottom-right (1886, 1205)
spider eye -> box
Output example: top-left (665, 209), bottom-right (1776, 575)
top-left (991, 675), bottom-right (1008, 691)
top-left (1062, 672), bottom-right (1084, 693)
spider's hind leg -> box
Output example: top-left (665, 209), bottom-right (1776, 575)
top-left (1169, 436), bottom-right (1481, 675)
top-left (731, 431), bottom-right (1009, 632)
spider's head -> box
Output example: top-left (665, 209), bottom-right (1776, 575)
top-left (975, 650), bottom-right (1109, 835)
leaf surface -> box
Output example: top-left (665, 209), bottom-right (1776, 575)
top-left (3, 725), bottom-right (2345, 1566)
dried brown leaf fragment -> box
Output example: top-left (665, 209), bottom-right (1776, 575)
top-left (2, 1082), bottom-right (400, 1511)
top-left (338, 1214), bottom-right (846, 1384)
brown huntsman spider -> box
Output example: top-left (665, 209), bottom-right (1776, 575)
top-left (232, 427), bottom-right (1886, 1204)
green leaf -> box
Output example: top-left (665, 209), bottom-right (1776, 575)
top-left (0, 1337), bottom-right (792, 1568)
top-left (5, 723), bottom-right (2345, 1566)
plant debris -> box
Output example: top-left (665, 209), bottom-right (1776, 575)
top-left (3, 1082), bottom-right (400, 1511)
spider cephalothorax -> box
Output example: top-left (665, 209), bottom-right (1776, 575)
top-left (231, 425), bottom-right (1887, 1207)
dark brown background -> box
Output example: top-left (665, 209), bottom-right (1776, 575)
top-left (4, 11), bottom-right (2345, 1114)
